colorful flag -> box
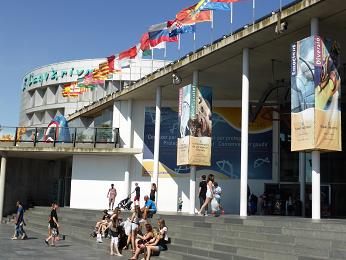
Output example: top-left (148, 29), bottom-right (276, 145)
top-left (195, 0), bottom-right (241, 12)
top-left (107, 55), bottom-right (116, 72)
top-left (169, 24), bottom-right (196, 37)
top-left (148, 29), bottom-right (178, 47)
top-left (148, 22), bottom-right (167, 32)
top-left (176, 4), bottom-right (212, 25)
top-left (119, 46), bottom-right (137, 60)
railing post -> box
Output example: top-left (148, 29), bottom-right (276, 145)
top-left (73, 128), bottom-right (77, 147)
top-left (94, 128), bottom-right (98, 148)
top-left (34, 128), bottom-right (38, 147)
top-left (13, 127), bottom-right (18, 146)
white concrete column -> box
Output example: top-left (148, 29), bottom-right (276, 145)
top-left (299, 152), bottom-right (306, 216)
top-left (190, 166), bottom-right (196, 214)
top-left (311, 17), bottom-right (320, 220)
top-left (240, 48), bottom-right (249, 217)
top-left (124, 99), bottom-right (133, 197)
top-left (152, 86), bottom-right (162, 191)
top-left (124, 157), bottom-right (131, 197)
top-left (0, 154), bottom-right (7, 222)
top-left (127, 99), bottom-right (133, 148)
top-left (189, 70), bottom-right (199, 214)
top-left (312, 151), bottom-right (320, 219)
top-left (272, 110), bottom-right (280, 183)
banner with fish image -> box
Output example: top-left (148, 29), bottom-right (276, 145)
top-left (143, 107), bottom-right (272, 179)
top-left (291, 36), bottom-right (342, 151)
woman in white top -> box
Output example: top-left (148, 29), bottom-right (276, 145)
top-left (197, 174), bottom-right (214, 215)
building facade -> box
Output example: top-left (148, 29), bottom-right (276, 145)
top-left (19, 58), bottom-right (166, 127)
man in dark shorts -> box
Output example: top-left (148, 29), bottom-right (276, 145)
top-left (198, 175), bottom-right (208, 214)
top-left (45, 202), bottom-right (60, 246)
top-left (131, 183), bottom-right (140, 207)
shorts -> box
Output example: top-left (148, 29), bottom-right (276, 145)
top-left (51, 228), bottom-right (59, 237)
top-left (111, 236), bottom-right (119, 245)
top-left (157, 244), bottom-right (167, 251)
top-left (131, 223), bottom-right (138, 231)
top-left (148, 209), bottom-right (156, 213)
top-left (206, 190), bottom-right (212, 199)
top-left (109, 197), bottom-right (115, 203)
top-left (134, 196), bottom-right (140, 201)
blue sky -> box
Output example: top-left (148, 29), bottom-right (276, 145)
top-left (0, 0), bottom-right (293, 126)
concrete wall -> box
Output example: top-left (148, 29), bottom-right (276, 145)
top-left (70, 155), bottom-right (130, 210)
top-left (69, 99), bottom-right (279, 214)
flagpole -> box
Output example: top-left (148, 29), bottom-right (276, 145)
top-left (164, 44), bottom-right (167, 66)
top-left (178, 34), bottom-right (181, 55)
top-left (151, 48), bottom-right (154, 73)
top-left (252, 0), bottom-right (255, 27)
top-left (193, 27), bottom-right (196, 51)
top-left (211, 10), bottom-right (214, 45)
top-left (140, 57), bottom-right (142, 79)
top-left (130, 64), bottom-right (132, 84)
top-left (231, 2), bottom-right (233, 35)
top-left (279, 0), bottom-right (282, 12)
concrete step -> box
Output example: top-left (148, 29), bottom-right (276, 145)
top-left (20, 207), bottom-right (346, 260)
top-left (24, 216), bottom-right (339, 260)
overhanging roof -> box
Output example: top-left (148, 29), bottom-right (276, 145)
top-left (68, 0), bottom-right (346, 120)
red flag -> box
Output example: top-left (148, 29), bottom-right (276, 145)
top-left (140, 33), bottom-right (151, 51)
top-left (107, 55), bottom-right (115, 72)
top-left (176, 4), bottom-right (212, 25)
top-left (119, 46), bottom-right (137, 60)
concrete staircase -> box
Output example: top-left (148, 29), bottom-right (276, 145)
top-left (7, 206), bottom-right (346, 260)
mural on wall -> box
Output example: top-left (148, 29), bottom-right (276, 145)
top-left (143, 107), bottom-right (273, 180)
top-left (44, 115), bottom-right (71, 142)
top-left (62, 82), bottom-right (97, 97)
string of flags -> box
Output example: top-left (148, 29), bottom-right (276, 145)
top-left (63, 0), bottom-right (247, 98)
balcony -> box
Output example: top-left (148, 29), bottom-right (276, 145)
top-left (0, 126), bottom-right (121, 149)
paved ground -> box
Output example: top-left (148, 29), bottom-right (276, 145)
top-left (0, 224), bottom-right (127, 260)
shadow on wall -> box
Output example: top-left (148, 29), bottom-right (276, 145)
top-left (3, 158), bottom-right (70, 217)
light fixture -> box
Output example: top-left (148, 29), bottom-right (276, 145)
top-left (172, 72), bottom-right (182, 85)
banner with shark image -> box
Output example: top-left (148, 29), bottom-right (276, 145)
top-left (143, 107), bottom-right (272, 179)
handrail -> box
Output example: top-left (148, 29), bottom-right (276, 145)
top-left (0, 126), bottom-right (120, 147)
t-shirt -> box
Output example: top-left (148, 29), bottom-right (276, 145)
top-left (160, 226), bottom-right (169, 241)
top-left (49, 209), bottom-right (58, 228)
top-left (214, 186), bottom-right (222, 199)
top-left (135, 186), bottom-right (140, 197)
top-left (17, 206), bottom-right (24, 224)
top-left (144, 199), bottom-right (157, 211)
top-left (199, 181), bottom-right (207, 198)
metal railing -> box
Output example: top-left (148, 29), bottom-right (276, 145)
top-left (0, 126), bottom-right (120, 148)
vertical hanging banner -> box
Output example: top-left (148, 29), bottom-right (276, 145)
top-left (177, 84), bottom-right (212, 166)
top-left (291, 36), bottom-right (342, 151)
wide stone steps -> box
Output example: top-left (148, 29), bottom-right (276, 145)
top-left (10, 207), bottom-right (346, 260)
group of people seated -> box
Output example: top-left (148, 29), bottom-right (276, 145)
top-left (91, 195), bottom-right (166, 259)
